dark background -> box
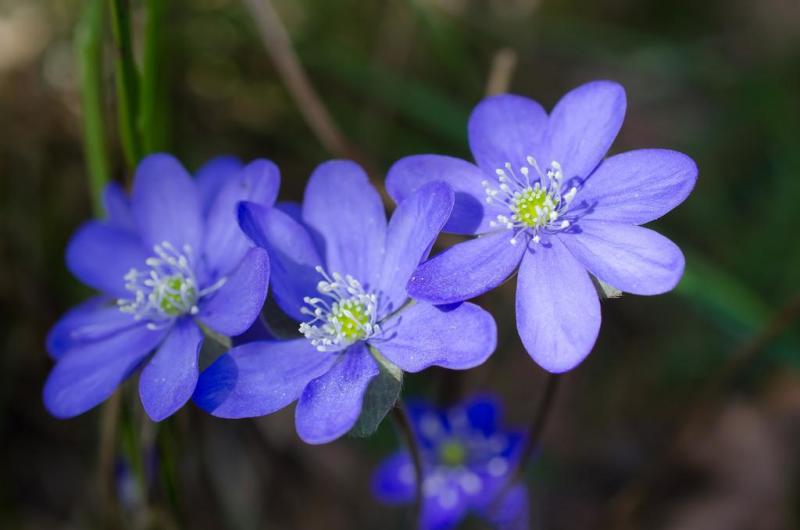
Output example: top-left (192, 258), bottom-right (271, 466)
top-left (1, 0), bottom-right (799, 528)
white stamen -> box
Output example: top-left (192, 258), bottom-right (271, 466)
top-left (299, 266), bottom-right (380, 351)
top-left (482, 155), bottom-right (577, 246)
top-left (118, 242), bottom-right (225, 324)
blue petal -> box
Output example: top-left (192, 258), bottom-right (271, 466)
top-left (375, 302), bottom-right (496, 372)
top-left (294, 343), bottom-right (379, 444)
top-left (468, 94), bottom-right (548, 176)
top-left (408, 231), bottom-right (526, 305)
top-left (575, 149), bottom-right (698, 225)
top-left (386, 155), bottom-right (500, 235)
top-left (139, 318), bottom-right (204, 421)
top-left (379, 181), bottom-right (454, 312)
top-left (420, 486), bottom-right (469, 530)
top-left (102, 182), bottom-right (135, 232)
top-left (47, 297), bottom-right (139, 359)
top-left (542, 80), bottom-right (626, 183)
top-left (66, 221), bottom-right (149, 298)
top-left (275, 200), bottom-right (303, 224)
top-left (198, 247), bottom-right (270, 336)
top-left (194, 338), bottom-right (336, 418)
top-left (238, 202), bottom-right (322, 321)
top-left (203, 159), bottom-right (280, 278)
top-left (406, 400), bottom-right (448, 449)
top-left (194, 155), bottom-right (243, 215)
top-left (302, 161), bottom-right (387, 287)
top-left (131, 153), bottom-right (203, 252)
top-left (559, 221), bottom-right (685, 295)
top-left (481, 485), bottom-right (530, 530)
top-left (516, 238), bottom-right (601, 373)
top-left (372, 451), bottom-right (416, 504)
top-left (43, 324), bottom-right (167, 418)
top-left (464, 396), bottom-right (501, 437)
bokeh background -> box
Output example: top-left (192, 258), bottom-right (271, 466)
top-left (2, 0), bottom-right (800, 528)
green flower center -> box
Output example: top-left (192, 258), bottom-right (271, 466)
top-left (332, 299), bottom-right (371, 341)
top-left (439, 441), bottom-right (467, 467)
top-left (158, 275), bottom-right (197, 316)
top-left (511, 186), bottom-right (556, 228)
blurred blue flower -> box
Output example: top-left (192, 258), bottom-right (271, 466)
top-left (373, 397), bottom-right (528, 530)
top-left (386, 80), bottom-right (698, 373)
top-left (194, 161), bottom-right (497, 444)
top-left (44, 154), bottom-right (274, 420)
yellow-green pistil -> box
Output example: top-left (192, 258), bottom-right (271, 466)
top-left (333, 299), bottom-right (371, 341)
top-left (511, 186), bottom-right (556, 228)
top-left (439, 440), bottom-right (468, 467)
top-left (159, 276), bottom-right (197, 316)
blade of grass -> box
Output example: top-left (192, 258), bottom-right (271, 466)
top-left (139, 0), bottom-right (168, 154)
top-left (76, 0), bottom-right (110, 216)
top-left (109, 0), bottom-right (141, 169)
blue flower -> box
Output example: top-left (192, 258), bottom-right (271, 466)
top-left (372, 397), bottom-right (528, 530)
top-left (194, 161), bottom-right (497, 444)
top-left (386, 81), bottom-right (698, 372)
top-left (44, 154), bottom-right (274, 420)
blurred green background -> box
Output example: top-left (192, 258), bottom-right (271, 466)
top-left (1, 0), bottom-right (799, 528)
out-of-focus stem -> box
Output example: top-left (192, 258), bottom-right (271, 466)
top-left (241, 0), bottom-right (363, 163)
top-left (392, 403), bottom-right (423, 529)
top-left (139, 0), bottom-right (168, 154)
top-left (98, 390), bottom-right (121, 525)
top-left (488, 373), bottom-right (559, 517)
top-left (76, 0), bottom-right (110, 216)
top-left (511, 373), bottom-right (559, 483)
top-left (485, 48), bottom-right (518, 96)
top-left (109, 0), bottom-right (141, 170)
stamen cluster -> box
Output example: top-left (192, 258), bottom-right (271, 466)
top-left (118, 242), bottom-right (224, 329)
top-left (482, 156), bottom-right (577, 245)
top-left (299, 266), bottom-right (380, 351)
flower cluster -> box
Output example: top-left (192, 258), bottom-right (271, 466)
top-left (45, 80), bottom-right (696, 453)
top-left (372, 397), bottom-right (528, 530)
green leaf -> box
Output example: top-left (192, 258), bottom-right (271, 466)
top-left (349, 347), bottom-right (403, 438)
top-left (197, 322), bottom-right (232, 371)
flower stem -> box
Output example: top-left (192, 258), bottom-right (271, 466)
top-left (98, 389), bottom-right (121, 525)
top-left (488, 373), bottom-right (560, 517)
top-left (392, 402), bottom-right (423, 529)
top-left (511, 372), bottom-right (560, 482)
top-left (76, 0), bottom-right (110, 216)
top-left (108, 0), bottom-right (141, 170)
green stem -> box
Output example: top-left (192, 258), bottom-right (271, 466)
top-left (76, 0), bottom-right (110, 216)
top-left (139, 0), bottom-right (168, 153)
top-left (109, 0), bottom-right (141, 169)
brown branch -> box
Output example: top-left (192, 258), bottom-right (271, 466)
top-left (242, 0), bottom-right (363, 163)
